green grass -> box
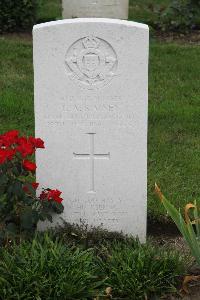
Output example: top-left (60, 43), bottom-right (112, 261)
top-left (0, 35), bottom-right (200, 221)
top-left (0, 234), bottom-right (103, 299)
top-left (37, 0), bottom-right (62, 22)
top-left (0, 36), bottom-right (33, 135)
top-left (0, 233), bottom-right (185, 299)
top-left (101, 240), bottom-right (184, 299)
top-left (148, 42), bottom-right (200, 219)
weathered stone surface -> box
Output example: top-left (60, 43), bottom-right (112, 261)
top-left (62, 0), bottom-right (129, 20)
top-left (33, 19), bottom-right (149, 241)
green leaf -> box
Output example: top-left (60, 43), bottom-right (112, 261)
top-left (12, 166), bottom-right (20, 177)
top-left (161, 194), bottom-right (185, 235)
top-left (158, 191), bottom-right (200, 266)
top-left (20, 209), bottom-right (35, 230)
top-left (12, 181), bottom-right (23, 197)
top-left (6, 223), bottom-right (18, 235)
top-left (6, 181), bottom-right (23, 199)
top-left (0, 174), bottom-right (8, 186)
top-left (194, 200), bottom-right (200, 239)
top-left (51, 201), bottom-right (64, 214)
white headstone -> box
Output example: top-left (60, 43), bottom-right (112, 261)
top-left (62, 0), bottom-right (129, 20)
top-left (33, 19), bottom-right (149, 242)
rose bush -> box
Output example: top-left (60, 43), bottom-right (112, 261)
top-left (0, 130), bottom-right (64, 242)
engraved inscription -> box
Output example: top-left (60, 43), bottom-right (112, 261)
top-left (43, 96), bottom-right (135, 129)
top-left (73, 133), bottom-right (110, 193)
top-left (69, 196), bottom-right (129, 225)
top-left (65, 36), bottom-right (118, 89)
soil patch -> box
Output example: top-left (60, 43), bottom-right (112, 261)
top-left (155, 30), bottom-right (200, 45)
top-left (163, 284), bottom-right (200, 300)
top-left (148, 217), bottom-right (180, 237)
top-left (0, 32), bottom-right (32, 42)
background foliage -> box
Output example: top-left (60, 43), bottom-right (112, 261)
top-left (129, 0), bottom-right (200, 31)
top-left (1, 0), bottom-right (200, 33)
top-left (155, 0), bottom-right (200, 31)
top-left (0, 0), bottom-right (37, 33)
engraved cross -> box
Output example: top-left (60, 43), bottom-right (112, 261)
top-left (73, 133), bottom-right (110, 193)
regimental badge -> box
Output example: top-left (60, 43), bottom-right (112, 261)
top-left (65, 36), bottom-right (118, 90)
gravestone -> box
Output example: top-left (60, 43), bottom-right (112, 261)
top-left (33, 19), bottom-right (149, 241)
top-left (62, 0), bottom-right (129, 20)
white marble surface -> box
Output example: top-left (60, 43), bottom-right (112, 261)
top-left (62, 0), bottom-right (129, 20)
top-left (33, 19), bottom-right (149, 241)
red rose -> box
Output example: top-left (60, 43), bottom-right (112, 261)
top-left (23, 182), bottom-right (39, 193)
top-left (17, 137), bottom-right (35, 158)
top-left (23, 160), bottom-right (37, 172)
top-left (23, 185), bottom-right (29, 193)
top-left (32, 182), bottom-right (39, 189)
top-left (39, 189), bottom-right (63, 204)
top-left (6, 149), bottom-right (16, 160)
top-left (48, 189), bottom-right (63, 203)
top-left (1, 130), bottom-right (19, 147)
top-left (0, 148), bottom-right (16, 164)
top-left (0, 149), bottom-right (8, 164)
top-left (6, 130), bottom-right (19, 138)
top-left (17, 137), bottom-right (27, 144)
top-left (39, 190), bottom-right (48, 200)
top-left (29, 137), bottom-right (45, 149)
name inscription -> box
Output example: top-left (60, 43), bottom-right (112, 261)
top-left (43, 96), bottom-right (135, 129)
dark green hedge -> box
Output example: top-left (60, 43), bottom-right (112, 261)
top-left (162, 0), bottom-right (200, 31)
top-left (153, 0), bottom-right (200, 32)
top-left (0, 0), bottom-right (37, 33)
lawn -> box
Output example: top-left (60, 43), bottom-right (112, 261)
top-left (37, 0), bottom-right (62, 22)
top-left (0, 36), bottom-right (34, 134)
top-left (148, 42), bottom-right (200, 219)
top-left (0, 33), bottom-right (199, 221)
